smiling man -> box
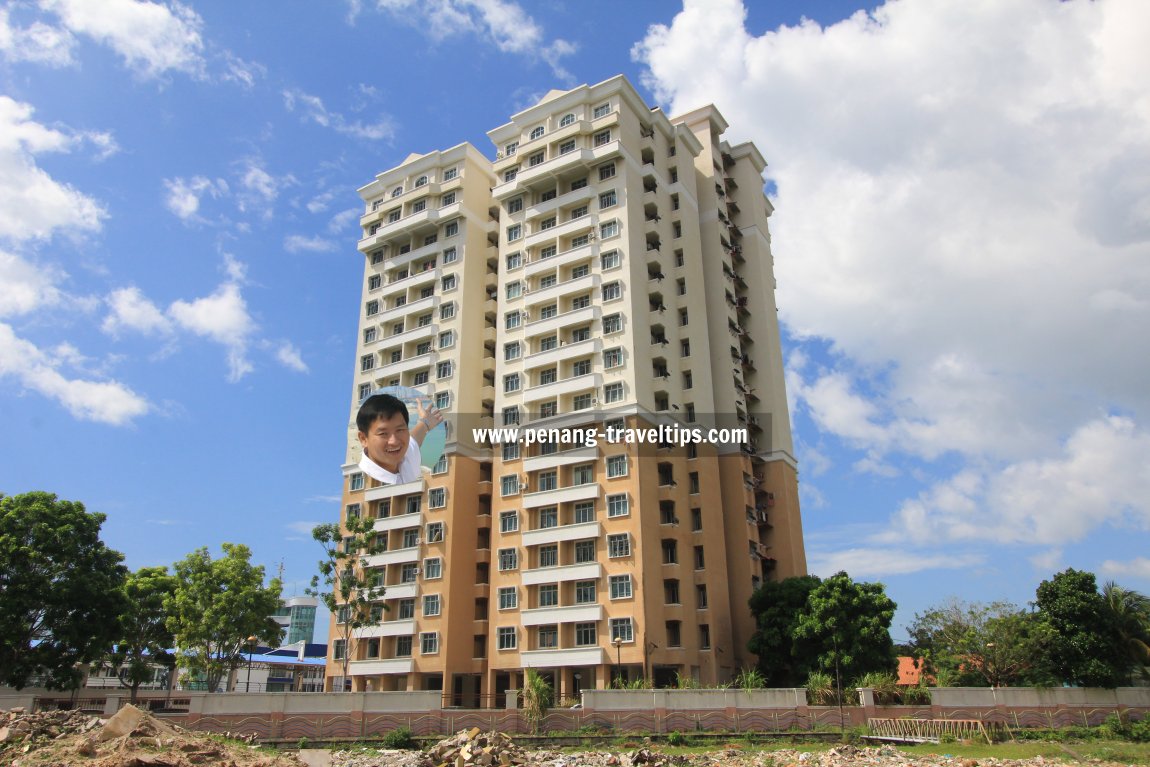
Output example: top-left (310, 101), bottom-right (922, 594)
top-left (356, 393), bottom-right (444, 484)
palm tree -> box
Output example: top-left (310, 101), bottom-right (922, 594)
top-left (1102, 581), bottom-right (1150, 681)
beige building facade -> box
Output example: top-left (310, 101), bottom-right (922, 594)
top-left (327, 76), bottom-right (806, 705)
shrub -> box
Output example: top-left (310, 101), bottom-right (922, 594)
top-left (734, 668), bottom-right (767, 691)
top-left (806, 671), bottom-right (836, 705)
top-left (667, 730), bottom-right (688, 746)
top-left (381, 726), bottom-right (416, 749)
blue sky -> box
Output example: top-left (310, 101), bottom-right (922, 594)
top-left (2, 0), bottom-right (1149, 645)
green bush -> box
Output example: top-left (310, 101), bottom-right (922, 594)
top-left (381, 726), bottom-right (416, 749)
top-left (667, 730), bottom-right (688, 747)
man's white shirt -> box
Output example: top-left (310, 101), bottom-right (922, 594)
top-left (358, 436), bottom-right (422, 484)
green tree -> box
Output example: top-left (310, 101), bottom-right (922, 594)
top-left (793, 571), bottom-right (897, 686)
top-left (0, 492), bottom-right (128, 690)
top-left (99, 566), bottom-right (178, 703)
top-left (1102, 581), bottom-right (1150, 681)
top-left (166, 543), bottom-right (283, 692)
top-left (307, 516), bottom-right (385, 690)
top-left (908, 598), bottom-right (1052, 687)
top-left (747, 574), bottom-right (821, 686)
top-left (522, 669), bottom-right (553, 734)
top-left (1034, 568), bottom-right (1128, 687)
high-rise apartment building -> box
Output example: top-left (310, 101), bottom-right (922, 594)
top-left (328, 75), bottom-right (806, 704)
top-left (272, 595), bottom-right (319, 645)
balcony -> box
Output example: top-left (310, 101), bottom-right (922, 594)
top-left (520, 646), bottom-right (607, 668)
top-left (362, 546), bottom-right (420, 568)
top-left (383, 582), bottom-right (418, 600)
top-left (524, 185), bottom-right (595, 220)
top-left (493, 141), bottom-right (622, 199)
top-left (522, 482), bottom-right (600, 509)
top-left (522, 520), bottom-right (602, 548)
top-left (377, 294), bottom-right (438, 325)
top-left (353, 619), bottom-right (415, 639)
top-left (522, 561), bottom-right (602, 586)
top-left (523, 337), bottom-right (600, 372)
top-left (521, 603), bottom-right (603, 627)
top-left (522, 445), bottom-right (597, 473)
top-left (348, 658), bottom-right (413, 676)
top-left (524, 242), bottom-right (595, 279)
top-left (379, 350), bottom-right (436, 377)
top-left (365, 478), bottom-right (425, 502)
top-left (386, 322), bottom-right (438, 347)
top-left (523, 372), bottom-right (601, 403)
top-left (521, 305), bottom-right (598, 342)
top-left (373, 512), bottom-right (423, 533)
top-left (524, 215), bottom-right (596, 251)
top-left (525, 272), bottom-right (597, 309)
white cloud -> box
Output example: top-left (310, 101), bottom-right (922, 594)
top-left (1101, 558), bottom-right (1150, 580)
top-left (307, 190), bottom-right (336, 214)
top-left (235, 159), bottom-right (291, 217)
top-left (0, 321), bottom-right (149, 424)
top-left (169, 281), bottom-right (255, 382)
top-left (38, 0), bottom-right (204, 79)
top-left (635, 0), bottom-right (1150, 550)
top-left (367, 0), bottom-right (575, 79)
top-left (286, 520), bottom-right (322, 536)
top-left (0, 6), bottom-right (75, 66)
top-left (808, 546), bottom-right (985, 580)
top-left (102, 286), bottom-right (172, 337)
top-left (328, 208), bottom-right (359, 233)
top-left (283, 234), bottom-right (336, 254)
top-left (274, 342), bottom-right (308, 373)
top-left (0, 249), bottom-right (64, 317)
top-left (0, 96), bottom-right (106, 242)
top-left (282, 88), bottom-right (393, 140)
top-left (163, 176), bottom-right (227, 221)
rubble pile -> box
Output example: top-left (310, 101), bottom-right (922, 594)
top-left (0, 703), bottom-right (305, 767)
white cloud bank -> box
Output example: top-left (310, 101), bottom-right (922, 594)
top-left (635, 0), bottom-right (1150, 573)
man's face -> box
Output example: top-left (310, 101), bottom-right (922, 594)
top-left (358, 411), bottom-right (409, 472)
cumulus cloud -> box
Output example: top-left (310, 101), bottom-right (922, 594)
top-left (1101, 558), bottom-right (1150, 579)
top-left (809, 546), bottom-right (985, 580)
top-left (102, 286), bottom-right (172, 337)
top-left (0, 249), bottom-right (64, 318)
top-left (38, 0), bottom-right (205, 78)
top-left (169, 281), bottom-right (255, 382)
top-left (365, 0), bottom-right (575, 79)
top-left (0, 96), bottom-right (106, 242)
top-left (0, 322), bottom-right (149, 424)
top-left (635, 0), bottom-right (1150, 553)
top-left (0, 6), bottom-right (75, 66)
top-left (282, 88), bottom-right (394, 140)
top-left (284, 234), bottom-right (336, 254)
top-left (274, 342), bottom-right (308, 373)
top-left (162, 175), bottom-right (228, 222)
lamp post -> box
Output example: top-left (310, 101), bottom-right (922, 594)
top-left (612, 636), bottom-right (623, 687)
top-left (245, 635), bottom-right (258, 692)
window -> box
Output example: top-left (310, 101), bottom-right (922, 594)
top-left (528, 151), bottom-right (544, 167)
top-left (607, 533), bottom-right (631, 558)
top-left (507, 224), bottom-right (522, 241)
top-left (500, 475), bottom-right (520, 496)
top-left (606, 455), bottom-right (628, 478)
top-left (406, 495), bottom-right (421, 515)
top-left (559, 113), bottom-right (576, 127)
top-left (598, 162), bottom-right (616, 181)
top-left (441, 274), bottom-right (457, 291)
top-left (575, 580), bottom-right (596, 604)
top-left (438, 330), bottom-right (454, 349)
top-left (439, 302), bottom-right (455, 321)
top-left (435, 391), bottom-right (450, 410)
top-left (398, 598), bottom-right (416, 619)
top-left (539, 368), bottom-right (558, 385)
top-left (573, 464), bottom-right (593, 485)
top-left (506, 281), bottom-right (522, 299)
top-left (574, 501), bottom-right (595, 524)
top-left (391, 186), bottom-right (403, 198)
top-left (540, 216), bottom-right (556, 230)
top-left (500, 511), bottom-right (519, 533)
top-left (575, 622), bottom-right (596, 646)
top-left (424, 557), bottom-right (442, 579)
top-left (333, 639), bottom-right (346, 660)
top-left (571, 294), bottom-right (591, 310)
top-left (504, 373), bottom-right (520, 393)
top-left (436, 361), bottom-right (452, 379)
top-left (559, 139), bottom-right (576, 154)
top-left (498, 548), bottom-right (519, 571)
top-left (599, 190), bottom-right (617, 208)
top-left (349, 472), bottom-right (365, 491)
top-left (666, 621), bottom-right (682, 647)
top-left (360, 354), bottom-right (375, 372)
top-left (570, 204), bottom-right (588, 220)
top-left (602, 282), bottom-right (621, 301)
top-left (444, 167), bottom-right (458, 180)
top-left (442, 246), bottom-right (458, 264)
top-left (604, 382), bottom-right (624, 403)
top-left (571, 326), bottom-right (591, 342)
top-left (700, 624), bottom-right (711, 650)
top-left (571, 264), bottom-right (590, 280)
top-left (539, 545), bottom-right (558, 568)
top-left (689, 471), bottom-right (700, 493)
top-left (413, 370), bottom-right (429, 386)
top-left (506, 251), bottom-right (522, 271)
top-left (415, 175), bottom-right (428, 187)
top-left (670, 168), bottom-right (678, 183)
top-left (502, 442), bottom-right (520, 461)
top-left (504, 167), bottom-right (518, 182)
top-left (607, 493), bottom-right (629, 518)
top-left (530, 126), bottom-right (545, 140)
top-left (571, 234), bottom-right (590, 248)
top-left (507, 197), bottom-right (524, 216)
top-left (600, 220), bottom-right (619, 239)
top-left (603, 347), bottom-right (623, 368)
top-left (428, 488), bottom-right (446, 509)
top-left (694, 545), bottom-right (705, 569)
top-left (498, 626), bottom-right (517, 650)
top-left (423, 595), bottom-right (441, 616)
top-left (538, 506), bottom-right (558, 528)
top-left (396, 635), bottom-right (413, 656)
top-left (538, 304), bottom-right (558, 321)
top-left (665, 578), bottom-right (681, 604)
top-left (571, 359), bottom-right (591, 376)
top-left (538, 584), bottom-right (558, 606)
top-left (541, 188), bottom-right (556, 202)
top-left (538, 625), bottom-right (558, 648)
top-left (415, 342), bottom-right (430, 356)
top-left (679, 308), bottom-right (689, 326)
top-left (417, 313), bottom-right (433, 328)
top-left (358, 383), bottom-right (372, 402)
top-left (505, 141), bottom-right (519, 156)
top-left (573, 393), bottom-right (592, 410)
top-left (662, 540), bottom-right (679, 565)
top-left (388, 209), bottom-right (401, 222)
top-left (609, 617), bottom-right (633, 643)
top-left (498, 587), bottom-right (518, 610)
top-left (593, 102), bottom-right (611, 119)
top-left (402, 528), bottom-right (419, 548)
top-left (602, 313), bottom-right (622, 334)
top-left (502, 407), bottom-right (520, 426)
top-left (691, 508), bottom-right (703, 532)
top-left (366, 300), bottom-right (379, 316)
top-left (574, 539), bottom-right (596, 563)
top-left (697, 584), bottom-right (709, 609)
top-left (538, 470), bottom-right (558, 491)
top-left (570, 177), bottom-right (588, 191)
top-left (432, 454), bottom-right (447, 474)
top-left (421, 632), bottom-right (439, 654)
top-left (368, 274), bottom-right (382, 291)
top-left (413, 199), bottom-right (426, 213)
top-left (539, 274), bottom-right (557, 289)
top-left (504, 342), bottom-right (521, 361)
top-left (610, 574), bottom-right (632, 599)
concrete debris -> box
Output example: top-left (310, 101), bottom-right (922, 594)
top-left (0, 703), bottom-right (304, 767)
